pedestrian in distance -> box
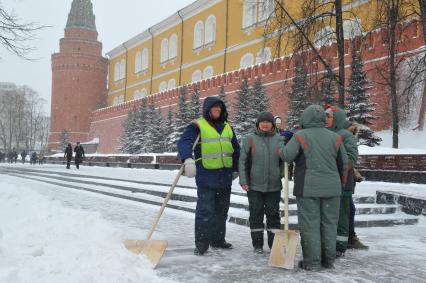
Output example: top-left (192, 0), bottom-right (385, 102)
top-left (178, 96), bottom-right (240, 256)
top-left (20, 150), bottom-right (27, 164)
top-left (38, 152), bottom-right (45, 165)
top-left (74, 142), bottom-right (85, 169)
top-left (279, 105), bottom-right (348, 271)
top-left (64, 143), bottom-right (73, 169)
top-left (239, 111), bottom-right (284, 254)
top-left (13, 149), bottom-right (18, 163)
top-left (325, 105), bottom-right (359, 258)
top-left (30, 152), bottom-right (38, 165)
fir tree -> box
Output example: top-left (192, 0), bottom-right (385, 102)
top-left (165, 106), bottom-right (177, 152)
top-left (147, 103), bottom-right (166, 153)
top-left (320, 71), bottom-right (336, 106)
top-left (120, 107), bottom-right (138, 153)
top-left (142, 101), bottom-right (155, 153)
top-left (133, 98), bottom-right (149, 153)
top-left (219, 85), bottom-right (228, 110)
top-left (250, 77), bottom-right (270, 120)
top-left (59, 129), bottom-right (70, 152)
top-left (174, 86), bottom-right (191, 142)
top-left (346, 46), bottom-right (381, 146)
top-left (287, 64), bottom-right (311, 130)
top-left (189, 87), bottom-right (201, 121)
top-left (233, 78), bottom-right (252, 140)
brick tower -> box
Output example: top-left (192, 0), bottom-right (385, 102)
top-left (48, 0), bottom-right (107, 151)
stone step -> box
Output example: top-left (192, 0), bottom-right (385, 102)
top-left (376, 191), bottom-right (426, 216)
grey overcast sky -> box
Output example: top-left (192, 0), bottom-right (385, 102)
top-left (0, 0), bottom-right (194, 113)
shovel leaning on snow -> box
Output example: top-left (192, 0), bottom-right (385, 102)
top-left (268, 162), bottom-right (299, 269)
top-left (124, 135), bottom-right (200, 268)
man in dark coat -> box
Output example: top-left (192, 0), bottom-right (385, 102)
top-left (64, 143), bottom-right (73, 169)
top-left (73, 142), bottom-right (85, 169)
top-left (178, 96), bottom-right (240, 256)
top-left (21, 150), bottom-right (27, 164)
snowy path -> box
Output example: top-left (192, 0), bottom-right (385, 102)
top-left (0, 164), bottom-right (426, 282)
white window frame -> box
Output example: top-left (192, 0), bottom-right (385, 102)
top-left (160, 38), bottom-right (169, 63)
top-left (256, 47), bottom-right (272, 64)
top-left (203, 66), bottom-right (214, 79)
top-left (240, 53), bottom-right (254, 68)
top-left (169, 34), bottom-right (178, 60)
top-left (119, 59), bottom-right (126, 79)
top-left (168, 78), bottom-right (176, 90)
top-left (159, 81), bottom-right (168, 92)
top-left (258, 0), bottom-right (274, 23)
top-left (243, 0), bottom-right (257, 29)
top-left (192, 70), bottom-right (202, 82)
top-left (141, 48), bottom-right (149, 71)
top-left (205, 15), bottom-right (216, 45)
top-left (314, 26), bottom-right (335, 48)
top-left (343, 18), bottom-right (362, 40)
top-left (114, 62), bottom-right (120, 81)
top-left (135, 51), bottom-right (142, 73)
top-left (194, 21), bottom-right (204, 49)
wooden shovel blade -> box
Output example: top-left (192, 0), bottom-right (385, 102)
top-left (268, 230), bottom-right (299, 269)
top-left (124, 239), bottom-right (168, 268)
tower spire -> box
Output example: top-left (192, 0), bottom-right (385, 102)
top-left (66, 0), bottom-right (96, 31)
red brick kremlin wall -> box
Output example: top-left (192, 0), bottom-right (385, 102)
top-left (89, 21), bottom-right (424, 153)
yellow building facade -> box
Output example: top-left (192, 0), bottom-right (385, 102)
top-left (106, 0), bottom-right (407, 106)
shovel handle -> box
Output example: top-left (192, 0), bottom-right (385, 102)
top-left (284, 162), bottom-right (289, 235)
top-left (146, 134), bottom-right (200, 240)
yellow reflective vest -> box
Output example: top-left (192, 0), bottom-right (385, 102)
top-left (196, 118), bottom-right (234, 169)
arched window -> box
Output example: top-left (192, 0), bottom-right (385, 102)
top-left (169, 34), bottom-right (178, 59)
top-left (243, 0), bottom-right (257, 28)
top-left (240, 53), bottom-right (254, 68)
top-left (160, 38), bottom-right (168, 63)
top-left (135, 51), bottom-right (142, 73)
top-left (256, 47), bottom-right (272, 64)
top-left (194, 21), bottom-right (204, 49)
top-left (205, 15), bottom-right (216, 44)
top-left (159, 81), bottom-right (168, 92)
top-left (192, 70), bottom-right (202, 82)
top-left (113, 97), bottom-right (119, 105)
top-left (343, 18), bottom-right (362, 39)
top-left (314, 26), bottom-right (335, 48)
top-left (258, 0), bottom-right (274, 22)
top-left (168, 78), bottom-right (176, 90)
top-left (120, 59), bottom-right (126, 79)
top-left (114, 62), bottom-right (120, 81)
top-left (133, 90), bottom-right (141, 100)
top-left (119, 95), bottom-right (125, 104)
top-left (203, 66), bottom-right (214, 79)
top-left (141, 48), bottom-right (149, 71)
top-left (141, 88), bottom-right (147, 98)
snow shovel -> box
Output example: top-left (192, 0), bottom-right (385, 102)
top-left (268, 162), bottom-right (299, 269)
top-left (124, 135), bottom-right (200, 268)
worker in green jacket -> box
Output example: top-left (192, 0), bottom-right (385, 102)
top-left (325, 105), bottom-right (359, 257)
top-left (279, 105), bottom-right (348, 271)
top-left (239, 112), bottom-right (284, 254)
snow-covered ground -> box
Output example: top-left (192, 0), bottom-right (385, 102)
top-left (360, 129), bottom-right (426, 154)
top-left (0, 164), bottom-right (425, 282)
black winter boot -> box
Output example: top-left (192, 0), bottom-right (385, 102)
top-left (267, 231), bottom-right (275, 249)
top-left (210, 240), bottom-right (233, 249)
top-left (252, 238), bottom-right (264, 254)
top-left (194, 241), bottom-right (209, 255)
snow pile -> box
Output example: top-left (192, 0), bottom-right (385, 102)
top-left (0, 183), bottom-right (175, 283)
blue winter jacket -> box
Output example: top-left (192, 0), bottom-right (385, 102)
top-left (177, 96), bottom-right (240, 189)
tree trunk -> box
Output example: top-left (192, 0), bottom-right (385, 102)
top-left (335, 0), bottom-right (346, 108)
top-left (417, 0), bottom-right (426, 130)
top-left (389, 1), bottom-right (399, 148)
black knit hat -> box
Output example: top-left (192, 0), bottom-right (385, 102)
top-left (256, 111), bottom-right (276, 127)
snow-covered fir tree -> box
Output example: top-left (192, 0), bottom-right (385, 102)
top-left (346, 46), bottom-right (382, 146)
top-left (287, 64), bottom-right (311, 130)
top-left (132, 99), bottom-right (149, 153)
top-left (320, 71), bottom-right (336, 106)
top-left (233, 78), bottom-right (252, 140)
top-left (174, 86), bottom-right (191, 142)
top-left (189, 87), bottom-right (201, 121)
top-left (219, 85), bottom-right (228, 110)
top-left (141, 101), bottom-right (155, 153)
top-left (59, 129), bottom-right (70, 152)
top-left (148, 103), bottom-right (166, 153)
top-left (165, 106), bottom-right (177, 152)
top-left (250, 77), bottom-right (270, 120)
top-left (120, 108), bottom-right (139, 153)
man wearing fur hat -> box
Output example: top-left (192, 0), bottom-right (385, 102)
top-left (239, 112), bottom-right (284, 254)
top-left (178, 97), bottom-right (240, 256)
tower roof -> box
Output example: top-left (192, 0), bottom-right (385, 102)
top-left (66, 0), bottom-right (96, 31)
